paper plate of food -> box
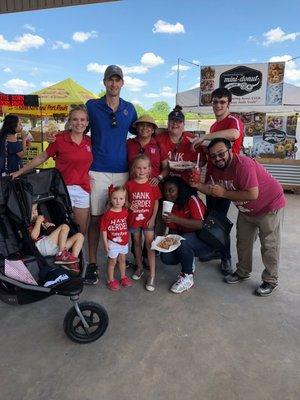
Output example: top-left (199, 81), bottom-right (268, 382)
top-left (168, 160), bottom-right (196, 171)
top-left (151, 234), bottom-right (185, 253)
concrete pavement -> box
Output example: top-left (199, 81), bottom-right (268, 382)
top-left (0, 193), bottom-right (299, 400)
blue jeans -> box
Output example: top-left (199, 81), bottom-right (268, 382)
top-left (160, 232), bottom-right (226, 275)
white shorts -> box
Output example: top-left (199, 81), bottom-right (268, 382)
top-left (36, 236), bottom-right (59, 257)
top-left (67, 185), bottom-right (90, 209)
top-left (89, 171), bottom-right (129, 216)
top-left (107, 240), bottom-right (128, 259)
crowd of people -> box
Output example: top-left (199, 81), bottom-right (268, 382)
top-left (1, 64), bottom-right (286, 296)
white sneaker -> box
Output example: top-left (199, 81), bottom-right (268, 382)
top-left (170, 273), bottom-right (194, 294)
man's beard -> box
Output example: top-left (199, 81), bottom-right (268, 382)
top-left (215, 153), bottom-right (232, 170)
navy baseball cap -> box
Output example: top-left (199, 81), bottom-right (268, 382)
top-left (168, 105), bottom-right (185, 122)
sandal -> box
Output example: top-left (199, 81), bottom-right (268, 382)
top-left (132, 268), bottom-right (144, 281)
top-left (145, 276), bottom-right (155, 292)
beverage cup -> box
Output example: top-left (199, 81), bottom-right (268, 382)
top-left (162, 200), bottom-right (174, 216)
top-left (190, 166), bottom-right (201, 184)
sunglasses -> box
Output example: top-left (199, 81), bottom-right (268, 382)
top-left (111, 113), bottom-right (117, 128)
top-left (212, 99), bottom-right (228, 105)
top-left (209, 149), bottom-right (229, 160)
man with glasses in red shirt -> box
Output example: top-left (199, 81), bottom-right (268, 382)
top-left (193, 138), bottom-right (285, 297)
top-left (193, 88), bottom-right (244, 274)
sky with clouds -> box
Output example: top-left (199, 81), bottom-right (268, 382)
top-left (0, 0), bottom-right (300, 109)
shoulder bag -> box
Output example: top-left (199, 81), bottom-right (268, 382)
top-left (197, 210), bottom-right (233, 251)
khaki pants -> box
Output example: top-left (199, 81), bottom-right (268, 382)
top-left (236, 208), bottom-right (284, 285)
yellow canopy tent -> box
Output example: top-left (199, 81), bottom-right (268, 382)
top-left (2, 79), bottom-right (97, 168)
top-left (2, 78), bottom-right (98, 116)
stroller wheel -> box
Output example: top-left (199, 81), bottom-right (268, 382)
top-left (63, 301), bottom-right (109, 343)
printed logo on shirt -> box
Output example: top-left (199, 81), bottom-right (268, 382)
top-left (108, 217), bottom-right (127, 234)
top-left (235, 204), bottom-right (251, 213)
top-left (124, 109), bottom-right (128, 116)
top-left (168, 151), bottom-right (184, 161)
top-left (150, 148), bottom-right (156, 154)
top-left (216, 179), bottom-right (236, 191)
top-left (86, 145), bottom-right (91, 152)
top-left (132, 192), bottom-right (151, 209)
top-left (136, 213), bottom-right (145, 221)
top-left (217, 179), bottom-right (252, 212)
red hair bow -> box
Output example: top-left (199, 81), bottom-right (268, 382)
top-left (108, 184), bottom-right (115, 195)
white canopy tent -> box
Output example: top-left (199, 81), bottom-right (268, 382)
top-left (176, 82), bottom-right (300, 114)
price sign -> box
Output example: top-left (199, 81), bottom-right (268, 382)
top-left (0, 94), bottom-right (39, 107)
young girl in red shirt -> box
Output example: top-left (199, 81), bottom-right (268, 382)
top-left (99, 186), bottom-right (132, 291)
top-left (125, 154), bottom-right (161, 292)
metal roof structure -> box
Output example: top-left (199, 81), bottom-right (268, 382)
top-left (0, 0), bottom-right (118, 14)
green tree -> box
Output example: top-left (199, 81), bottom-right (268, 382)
top-left (148, 101), bottom-right (170, 126)
top-left (98, 90), bottom-right (106, 98)
top-left (149, 101), bottom-right (170, 114)
top-left (134, 104), bottom-right (147, 117)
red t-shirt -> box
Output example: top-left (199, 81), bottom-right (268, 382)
top-left (155, 131), bottom-right (206, 183)
top-left (206, 114), bottom-right (244, 180)
top-left (46, 131), bottom-right (93, 193)
top-left (127, 137), bottom-right (161, 177)
top-left (210, 154), bottom-right (286, 216)
top-left (210, 114), bottom-right (244, 154)
top-left (99, 208), bottom-right (129, 245)
top-left (125, 180), bottom-right (161, 228)
top-left (167, 195), bottom-right (207, 234)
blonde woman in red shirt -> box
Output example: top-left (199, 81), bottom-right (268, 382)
top-left (11, 106), bottom-right (92, 235)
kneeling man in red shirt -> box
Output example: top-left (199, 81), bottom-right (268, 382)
top-left (194, 138), bottom-right (286, 296)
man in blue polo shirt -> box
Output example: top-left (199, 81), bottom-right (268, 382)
top-left (85, 65), bottom-right (137, 284)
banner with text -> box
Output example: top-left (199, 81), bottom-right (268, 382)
top-left (199, 62), bottom-right (285, 107)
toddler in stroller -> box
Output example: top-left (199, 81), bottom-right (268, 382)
top-left (29, 202), bottom-right (84, 275)
top-left (0, 169), bottom-right (108, 343)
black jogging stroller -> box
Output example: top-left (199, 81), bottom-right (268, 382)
top-left (0, 168), bottom-right (108, 343)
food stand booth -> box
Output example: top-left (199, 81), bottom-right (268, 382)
top-left (2, 78), bottom-right (97, 168)
top-left (177, 62), bottom-right (300, 192)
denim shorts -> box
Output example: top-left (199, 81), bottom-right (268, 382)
top-left (129, 227), bottom-right (154, 234)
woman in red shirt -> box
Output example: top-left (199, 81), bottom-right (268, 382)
top-left (161, 176), bottom-right (225, 294)
top-left (127, 114), bottom-right (166, 185)
top-left (155, 106), bottom-right (206, 184)
top-left (11, 105), bottom-right (92, 234)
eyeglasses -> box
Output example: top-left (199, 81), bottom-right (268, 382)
top-left (212, 99), bottom-right (228, 105)
top-left (111, 113), bottom-right (117, 128)
top-left (209, 149), bottom-right (229, 160)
